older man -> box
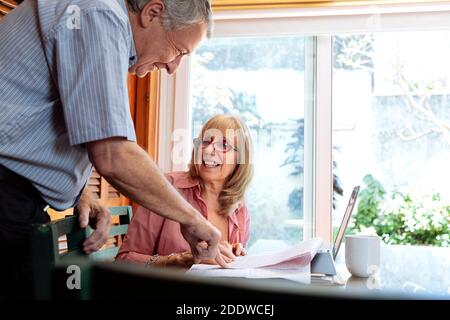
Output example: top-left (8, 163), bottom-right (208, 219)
top-left (0, 0), bottom-right (226, 299)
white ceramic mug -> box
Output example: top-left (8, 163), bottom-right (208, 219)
top-left (345, 235), bottom-right (381, 278)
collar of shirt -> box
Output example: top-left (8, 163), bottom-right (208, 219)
top-left (129, 38), bottom-right (137, 68)
top-left (117, 0), bottom-right (138, 68)
top-left (170, 172), bottom-right (243, 226)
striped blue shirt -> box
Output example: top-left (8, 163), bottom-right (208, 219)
top-left (0, 0), bottom-right (137, 210)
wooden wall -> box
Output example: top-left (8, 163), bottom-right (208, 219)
top-left (0, 0), bottom-right (16, 18)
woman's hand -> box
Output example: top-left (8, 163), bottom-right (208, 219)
top-left (231, 243), bottom-right (247, 256)
top-left (152, 252), bottom-right (195, 270)
top-left (149, 241), bottom-right (247, 270)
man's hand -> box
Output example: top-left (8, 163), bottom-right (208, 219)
top-left (180, 215), bottom-right (228, 268)
top-left (200, 241), bottom-right (238, 265)
top-left (76, 188), bottom-right (111, 254)
top-left (219, 241), bottom-right (237, 263)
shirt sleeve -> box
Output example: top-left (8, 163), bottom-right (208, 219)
top-left (53, 9), bottom-right (136, 146)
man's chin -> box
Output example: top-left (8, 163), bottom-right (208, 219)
top-left (128, 68), bottom-right (137, 75)
top-left (128, 69), bottom-right (149, 78)
top-left (136, 66), bottom-right (156, 78)
top-left (128, 66), bottom-right (151, 77)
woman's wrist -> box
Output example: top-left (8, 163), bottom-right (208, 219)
top-left (167, 252), bottom-right (194, 269)
top-left (145, 254), bottom-right (160, 267)
top-left (151, 254), bottom-right (173, 268)
top-left (146, 252), bottom-right (194, 269)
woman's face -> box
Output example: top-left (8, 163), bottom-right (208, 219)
top-left (197, 133), bottom-right (238, 186)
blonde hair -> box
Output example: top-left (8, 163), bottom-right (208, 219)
top-left (188, 115), bottom-right (254, 216)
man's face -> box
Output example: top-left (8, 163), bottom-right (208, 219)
top-left (128, 3), bottom-right (207, 77)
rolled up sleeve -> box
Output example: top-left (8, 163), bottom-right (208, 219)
top-left (53, 9), bottom-right (136, 146)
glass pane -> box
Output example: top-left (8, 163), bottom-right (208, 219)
top-left (332, 32), bottom-right (450, 248)
top-left (189, 36), bottom-right (310, 250)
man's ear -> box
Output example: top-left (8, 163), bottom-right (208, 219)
top-left (140, 0), bottom-right (165, 27)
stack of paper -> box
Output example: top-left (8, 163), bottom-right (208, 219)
top-left (187, 238), bottom-right (324, 284)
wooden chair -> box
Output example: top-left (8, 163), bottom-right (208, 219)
top-left (31, 206), bottom-right (132, 299)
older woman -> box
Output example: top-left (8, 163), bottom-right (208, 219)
top-left (116, 114), bottom-right (254, 268)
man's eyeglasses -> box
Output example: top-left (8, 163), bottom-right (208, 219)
top-left (166, 32), bottom-right (188, 58)
top-left (173, 44), bottom-right (187, 58)
top-left (193, 137), bottom-right (238, 153)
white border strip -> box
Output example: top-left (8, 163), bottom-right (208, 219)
top-left (212, 10), bottom-right (450, 37)
top-left (303, 37), bottom-right (316, 241)
top-left (158, 72), bottom-right (175, 173)
top-left (314, 36), bottom-right (333, 244)
top-left (213, 2), bottom-right (450, 20)
top-left (172, 58), bottom-right (192, 172)
top-left (158, 58), bottom-right (192, 173)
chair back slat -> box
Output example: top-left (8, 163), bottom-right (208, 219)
top-left (110, 206), bottom-right (133, 225)
top-left (90, 246), bottom-right (119, 261)
top-left (108, 225), bottom-right (128, 238)
top-left (52, 215), bottom-right (79, 237)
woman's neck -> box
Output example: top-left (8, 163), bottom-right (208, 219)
top-left (201, 181), bottom-right (223, 211)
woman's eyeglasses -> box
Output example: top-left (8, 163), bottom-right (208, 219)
top-left (193, 137), bottom-right (238, 153)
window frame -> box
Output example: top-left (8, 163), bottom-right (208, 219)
top-left (211, 0), bottom-right (448, 11)
top-left (157, 2), bottom-right (450, 244)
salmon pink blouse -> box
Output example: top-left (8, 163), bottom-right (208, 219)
top-left (116, 171), bottom-right (250, 264)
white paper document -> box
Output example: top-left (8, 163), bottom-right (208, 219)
top-left (187, 238), bottom-right (324, 284)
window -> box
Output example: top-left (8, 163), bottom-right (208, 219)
top-left (189, 36), bottom-right (312, 247)
top-left (159, 3), bottom-right (450, 249)
top-left (332, 31), bottom-right (450, 247)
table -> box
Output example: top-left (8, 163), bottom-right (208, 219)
top-left (334, 243), bottom-right (450, 297)
top-left (248, 240), bottom-right (450, 299)
top-left (51, 242), bottom-right (449, 301)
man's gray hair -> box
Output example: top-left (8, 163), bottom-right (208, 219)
top-left (126, 0), bottom-right (213, 37)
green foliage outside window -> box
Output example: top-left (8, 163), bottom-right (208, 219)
top-left (352, 174), bottom-right (386, 230)
top-left (352, 174), bottom-right (450, 247)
